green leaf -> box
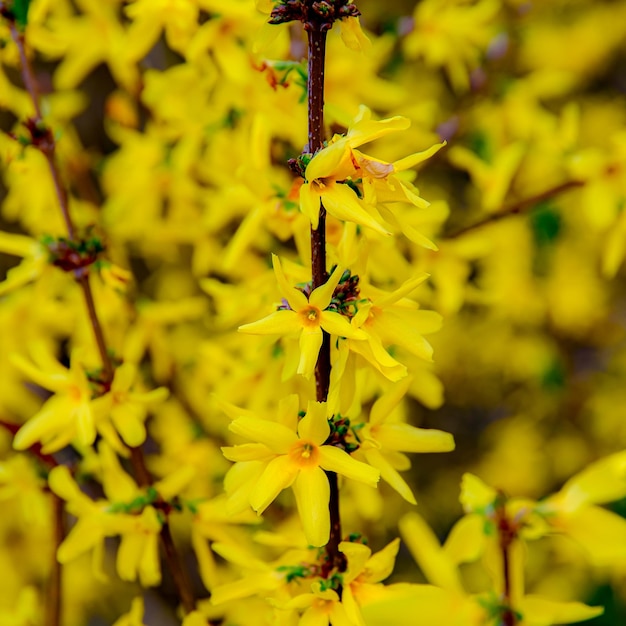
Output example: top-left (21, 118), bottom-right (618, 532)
top-left (530, 201), bottom-right (561, 247)
top-left (13, 0), bottom-right (31, 28)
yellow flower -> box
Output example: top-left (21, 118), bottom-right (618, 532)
top-left (352, 273), bottom-right (442, 366)
top-left (300, 106), bottom-right (445, 236)
top-left (338, 17), bottom-right (371, 52)
top-left (391, 512), bottom-right (603, 626)
top-left (50, 442), bottom-right (194, 585)
top-left (92, 362), bottom-right (169, 449)
top-left (239, 255), bottom-right (365, 379)
top-left (12, 343), bottom-right (169, 454)
top-left (448, 141), bottom-right (525, 213)
top-left (125, 0), bottom-right (201, 56)
top-left (222, 400), bottom-right (379, 546)
top-left (282, 584), bottom-right (356, 626)
top-left (12, 346), bottom-right (99, 453)
top-left (0, 231), bottom-right (47, 297)
top-left (300, 106), bottom-right (444, 237)
top-left (30, 0), bottom-right (142, 91)
top-left (0, 454), bottom-right (50, 526)
top-left (403, 0), bottom-right (500, 92)
top-left (339, 538), bottom-right (404, 626)
top-left (356, 378), bottom-right (454, 505)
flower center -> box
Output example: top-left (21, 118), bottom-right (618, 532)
top-left (299, 306), bottom-right (321, 327)
top-left (289, 440), bottom-right (319, 467)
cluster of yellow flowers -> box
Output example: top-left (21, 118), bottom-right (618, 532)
top-left (1, 0), bottom-right (626, 625)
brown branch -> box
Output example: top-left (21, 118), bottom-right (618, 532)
top-left (445, 180), bottom-right (585, 240)
top-left (7, 19), bottom-right (196, 617)
top-left (305, 15), bottom-right (345, 576)
top-left (8, 22), bottom-right (75, 239)
top-left (495, 494), bottom-right (518, 626)
top-left (307, 23), bottom-right (330, 401)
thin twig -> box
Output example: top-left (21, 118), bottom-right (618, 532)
top-left (76, 273), bottom-right (114, 382)
top-left (445, 180), bottom-right (584, 239)
top-left (495, 495), bottom-right (517, 626)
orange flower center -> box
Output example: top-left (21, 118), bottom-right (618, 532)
top-left (289, 440), bottom-right (319, 467)
top-left (299, 306), bottom-right (321, 327)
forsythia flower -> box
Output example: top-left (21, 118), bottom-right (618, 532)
top-left (390, 512), bottom-right (603, 626)
top-left (12, 347), bottom-right (100, 453)
top-left (91, 362), bottom-right (169, 449)
top-left (0, 232), bottom-right (47, 296)
top-left (403, 0), bottom-right (500, 91)
top-left (300, 107), bottom-right (444, 235)
top-left (49, 443), bottom-right (194, 585)
top-left (356, 379), bottom-right (455, 504)
top-left (281, 584), bottom-right (355, 626)
top-left (12, 346), bottom-right (168, 454)
top-left (239, 255), bottom-right (365, 379)
top-left (222, 399), bottom-right (379, 546)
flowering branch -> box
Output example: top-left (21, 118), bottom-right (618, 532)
top-left (445, 180), bottom-right (584, 239)
top-left (5, 14), bottom-right (195, 617)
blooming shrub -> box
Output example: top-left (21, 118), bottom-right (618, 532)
top-left (1, 0), bottom-right (626, 625)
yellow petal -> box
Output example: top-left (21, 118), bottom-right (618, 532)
top-left (323, 183), bottom-right (391, 235)
top-left (229, 416), bottom-right (298, 453)
top-left (364, 448), bottom-right (416, 504)
top-left (300, 182), bottom-right (322, 230)
top-left (221, 443), bottom-right (276, 462)
top-left (374, 424), bottom-right (455, 454)
top-left (299, 401), bottom-right (330, 445)
top-left (393, 142), bottom-right (446, 172)
top-left (272, 254), bottom-right (309, 311)
top-left (442, 514), bottom-right (485, 565)
top-left (318, 445), bottom-right (379, 486)
top-left (363, 538), bottom-right (401, 583)
top-left (298, 328), bottom-right (323, 379)
top-left (459, 473), bottom-right (497, 513)
top-left (399, 512), bottom-right (463, 593)
top-left (374, 274), bottom-right (430, 308)
top-left (369, 377), bottom-right (412, 426)
top-left (58, 517), bottom-right (105, 563)
top-left (558, 450), bottom-right (626, 511)
top-left (292, 467), bottom-right (330, 547)
top-left (346, 114), bottom-right (410, 148)
top-left (519, 596), bottom-right (603, 626)
top-left (320, 311), bottom-right (366, 340)
top-left (249, 455), bottom-right (298, 514)
top-left (309, 264), bottom-right (345, 309)
top-left (238, 310), bottom-right (301, 336)
top-left (339, 16), bottom-right (371, 52)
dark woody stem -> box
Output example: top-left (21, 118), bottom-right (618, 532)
top-left (8, 21), bottom-right (75, 240)
top-left (7, 21), bottom-right (195, 617)
top-left (495, 496), bottom-right (517, 626)
top-left (307, 24), bottom-right (330, 398)
top-left (305, 17), bottom-right (345, 575)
